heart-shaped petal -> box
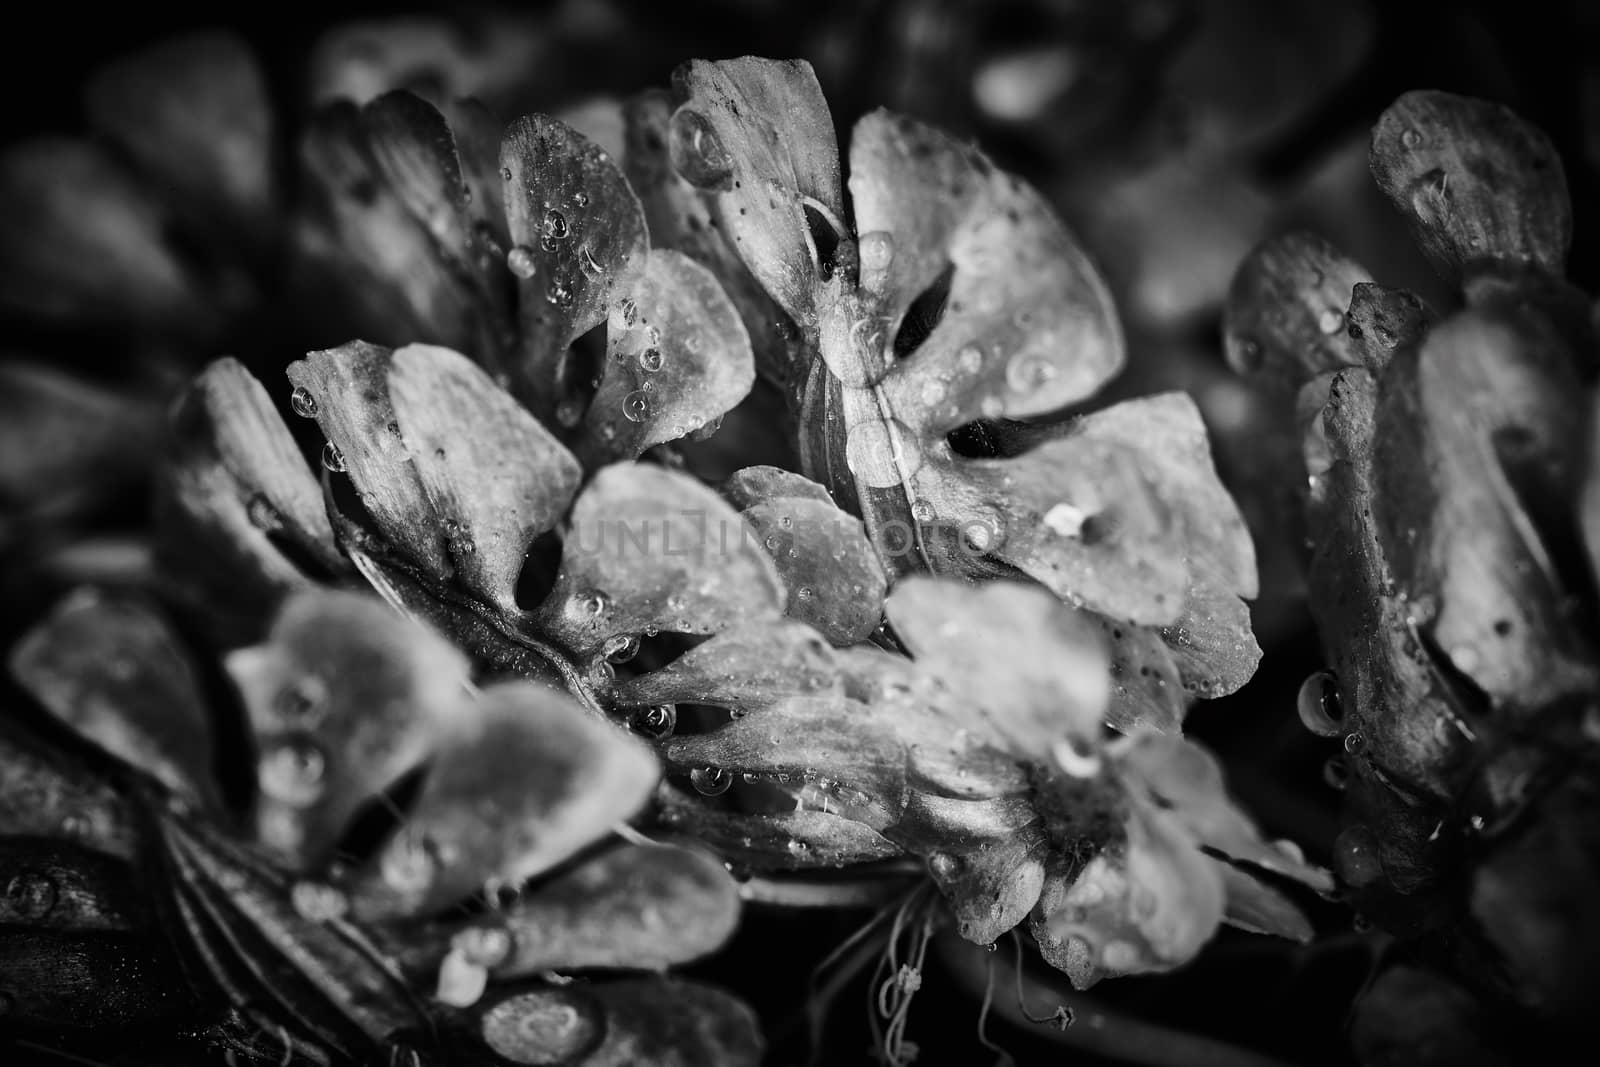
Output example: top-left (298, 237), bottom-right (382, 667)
top-left (885, 578), bottom-right (1109, 754)
top-left (224, 589), bottom-right (470, 867)
top-left (1370, 91), bottom-right (1571, 279)
top-left (575, 249), bottom-right (755, 463)
top-left (534, 463), bottom-right (784, 659)
top-left (723, 466), bottom-right (887, 645)
top-left (349, 680), bottom-right (657, 918)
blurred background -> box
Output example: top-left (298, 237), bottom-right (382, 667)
top-left (2, 1), bottom-right (1596, 1063)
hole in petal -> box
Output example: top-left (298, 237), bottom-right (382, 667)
top-left (803, 202), bottom-right (843, 282)
top-left (514, 530), bottom-right (566, 613)
top-left (893, 262), bottom-right (955, 362)
top-left (945, 420), bottom-right (1005, 459)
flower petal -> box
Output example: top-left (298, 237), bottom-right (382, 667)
top-left (723, 466), bottom-right (887, 645)
top-left (885, 578), bottom-right (1109, 753)
top-left (349, 680), bottom-right (657, 918)
top-left (0, 719), bottom-right (137, 860)
top-left (656, 786), bottom-right (902, 870)
top-left (1222, 231), bottom-right (1370, 392)
top-left (1370, 91), bottom-right (1571, 279)
top-left (856, 109), bottom-right (1123, 416)
top-left (667, 58), bottom-right (842, 328)
top-left (535, 463), bottom-right (784, 658)
top-left (161, 359), bottom-right (341, 632)
top-left (1217, 861), bottom-right (1315, 942)
top-left (224, 590), bottom-right (470, 867)
top-left (925, 823), bottom-right (1048, 946)
top-left (10, 590), bottom-right (216, 808)
top-left (576, 249), bottom-right (755, 462)
top-left (387, 342), bottom-right (584, 610)
top-left (410, 843), bottom-right (738, 978)
top-left (470, 977), bottom-right (762, 1067)
top-left (501, 113), bottom-right (647, 417)
top-left (610, 619), bottom-right (840, 714)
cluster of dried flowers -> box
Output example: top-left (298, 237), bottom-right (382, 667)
top-left (3, 7), bottom-right (1593, 1066)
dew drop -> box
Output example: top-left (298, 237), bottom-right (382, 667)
top-left (634, 704), bottom-right (676, 739)
top-left (290, 386), bottom-right (318, 419)
top-left (259, 737), bottom-right (327, 806)
top-left (547, 281), bottom-right (574, 309)
top-left (690, 766), bottom-right (734, 796)
top-left (381, 831), bottom-right (438, 894)
top-left (796, 586), bottom-right (814, 602)
top-left (321, 442), bottom-right (346, 473)
top-left (480, 989), bottom-right (602, 1065)
top-left (670, 110), bottom-right (734, 189)
top-left (456, 924), bottom-right (514, 967)
top-left (500, 166), bottom-right (513, 182)
top-left (957, 344), bottom-right (983, 374)
top-left (5, 870), bottom-right (57, 921)
top-left (604, 635), bottom-right (640, 663)
top-left (1343, 730), bottom-right (1366, 755)
top-left (622, 390), bottom-right (652, 422)
top-left (1317, 308), bottom-right (1345, 335)
top-left (910, 499), bottom-right (937, 523)
top-left (571, 190), bottom-right (590, 207)
top-left (844, 417), bottom-right (922, 488)
top-left (577, 246), bottom-right (604, 278)
top-left (979, 395), bottom-right (1005, 419)
top-left (1005, 352), bottom-right (1058, 392)
top-left (1296, 670), bottom-right (1344, 737)
top-left (610, 298), bottom-right (638, 333)
top-left (637, 347), bottom-right (665, 373)
top-left (919, 379), bottom-right (947, 406)
top-left (582, 591), bottom-right (610, 618)
top-left (541, 207), bottom-right (571, 242)
top-left (507, 245), bottom-right (538, 279)
top-left (1401, 127), bottom-right (1422, 149)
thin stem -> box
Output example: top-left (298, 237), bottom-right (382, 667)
top-left (738, 867), bottom-right (922, 908)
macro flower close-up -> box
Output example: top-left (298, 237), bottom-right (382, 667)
top-left (3, 3), bottom-right (1599, 1066)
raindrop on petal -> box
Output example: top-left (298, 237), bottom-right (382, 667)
top-left (637, 348), bottom-right (665, 373)
top-left (541, 207), bottom-right (571, 241)
top-left (5, 870), bottom-right (57, 921)
top-left (321, 442), bottom-right (346, 473)
top-left (671, 109), bottom-right (734, 189)
top-left (290, 386), bottom-right (318, 418)
top-left (634, 704), bottom-right (677, 739)
top-left (1296, 670), bottom-right (1344, 737)
top-left (690, 766), bottom-right (734, 796)
top-left (507, 245), bottom-right (538, 279)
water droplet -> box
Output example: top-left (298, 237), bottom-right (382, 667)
top-left (571, 190), bottom-right (590, 207)
top-left (541, 208), bottom-right (571, 242)
top-left (500, 166), bottom-right (513, 182)
top-left (796, 587), bottom-right (814, 602)
top-left (858, 230), bottom-right (894, 274)
top-left (961, 515), bottom-right (1003, 552)
top-left (622, 390), bottom-right (652, 422)
top-left (1401, 127), bottom-right (1422, 149)
top-left (381, 831), bottom-right (438, 894)
top-left (321, 442), bottom-right (346, 473)
top-left (507, 245), bottom-right (537, 279)
top-left (844, 417), bottom-right (922, 488)
top-left (480, 989), bottom-right (602, 1065)
top-left (1318, 308), bottom-right (1345, 334)
top-left (1343, 730), bottom-right (1366, 755)
top-left (634, 704), bottom-right (676, 739)
top-left (1296, 670), bottom-right (1343, 737)
top-left (609, 297), bottom-right (638, 334)
top-left (910, 499), bottom-right (936, 523)
top-left (671, 110), bottom-right (734, 189)
top-left (690, 766), bottom-right (733, 796)
top-left (928, 852), bottom-right (961, 881)
top-left (577, 246), bottom-right (603, 278)
top-left (5, 870), bottom-right (57, 921)
top-left (456, 925), bottom-right (514, 967)
top-left (290, 386), bottom-right (318, 418)
top-left (1333, 826), bottom-right (1383, 888)
top-left (637, 347), bottom-right (664, 373)
top-left (582, 591), bottom-right (609, 618)
top-left (1052, 737), bottom-right (1102, 778)
top-left (547, 281), bottom-right (574, 309)
top-left (1043, 501), bottom-right (1087, 538)
top-left (604, 635), bottom-right (640, 663)
top-left (1006, 352), bottom-right (1058, 392)
top-left (1101, 941), bottom-right (1140, 972)
top-left (1234, 337), bottom-right (1263, 373)
top-left (259, 737), bottom-right (327, 806)
top-left (979, 395), bottom-right (1005, 419)
top-left (291, 880), bottom-right (349, 921)
top-left (957, 344), bottom-right (983, 373)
